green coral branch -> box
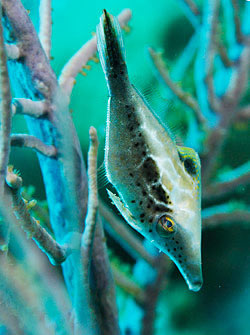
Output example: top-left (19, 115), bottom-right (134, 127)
top-left (177, 0), bottom-right (201, 28)
top-left (141, 255), bottom-right (172, 335)
top-left (202, 201), bottom-right (250, 228)
top-left (203, 161), bottom-right (250, 199)
top-left (148, 47), bottom-right (207, 127)
top-left (81, 127), bottom-right (99, 265)
top-left (203, 210), bottom-right (250, 228)
top-left (5, 167), bottom-right (67, 265)
top-left (11, 134), bottom-right (57, 157)
top-left (21, 188), bottom-right (51, 232)
top-left (74, 127), bottom-right (100, 334)
top-left (112, 263), bottom-right (145, 305)
top-left (100, 200), bottom-right (156, 268)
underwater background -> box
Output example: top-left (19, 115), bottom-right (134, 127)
top-left (1, 0), bottom-right (250, 334)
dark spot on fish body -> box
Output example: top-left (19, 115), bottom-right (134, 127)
top-left (152, 185), bottom-right (168, 203)
top-left (122, 108), bottom-right (141, 135)
top-left (155, 204), bottom-right (168, 212)
top-left (103, 16), bottom-right (121, 64)
top-left (142, 157), bottom-right (159, 182)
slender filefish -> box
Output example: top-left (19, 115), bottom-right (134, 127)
top-left (96, 10), bottom-right (203, 291)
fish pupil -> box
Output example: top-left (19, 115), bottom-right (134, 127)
top-left (156, 215), bottom-right (176, 237)
top-left (160, 216), bottom-right (173, 230)
top-left (184, 158), bottom-right (196, 175)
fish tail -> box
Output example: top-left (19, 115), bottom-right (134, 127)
top-left (96, 10), bottom-right (130, 95)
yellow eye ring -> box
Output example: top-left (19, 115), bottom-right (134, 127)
top-left (156, 215), bottom-right (176, 237)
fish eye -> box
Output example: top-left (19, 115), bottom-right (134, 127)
top-left (184, 158), bottom-right (197, 175)
top-left (156, 215), bottom-right (176, 237)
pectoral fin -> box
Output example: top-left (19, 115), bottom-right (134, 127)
top-left (107, 189), bottom-right (142, 231)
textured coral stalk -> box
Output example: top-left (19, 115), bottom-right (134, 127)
top-left (81, 127), bottom-right (99, 265)
top-left (74, 127), bottom-right (100, 334)
top-left (148, 47), bottom-right (206, 126)
top-left (0, 5), bottom-right (12, 190)
top-left (11, 134), bottom-right (57, 157)
top-left (39, 0), bottom-right (52, 58)
top-left (100, 200), bottom-right (156, 267)
top-left (12, 98), bottom-right (48, 118)
top-left (6, 169), bottom-right (67, 265)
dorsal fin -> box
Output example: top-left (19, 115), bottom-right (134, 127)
top-left (97, 162), bottom-right (110, 189)
top-left (131, 73), bottom-right (187, 145)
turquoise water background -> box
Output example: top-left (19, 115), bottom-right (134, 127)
top-left (11, 0), bottom-right (199, 196)
top-left (5, 1), bottom-right (250, 334)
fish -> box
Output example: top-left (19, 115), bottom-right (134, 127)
top-left (96, 10), bottom-right (203, 292)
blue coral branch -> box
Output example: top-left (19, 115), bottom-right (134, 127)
top-left (2, 0), bottom-right (87, 309)
top-left (194, 0), bottom-right (220, 127)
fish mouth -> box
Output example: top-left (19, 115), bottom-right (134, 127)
top-left (179, 260), bottom-right (203, 292)
top-left (188, 277), bottom-right (203, 292)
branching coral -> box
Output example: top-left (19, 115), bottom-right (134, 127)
top-left (148, 0), bottom-right (250, 215)
top-left (0, 0), bottom-right (249, 334)
top-left (0, 0), bottom-right (130, 333)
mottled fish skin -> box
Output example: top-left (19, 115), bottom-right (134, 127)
top-left (97, 10), bottom-right (203, 291)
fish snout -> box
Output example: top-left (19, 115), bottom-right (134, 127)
top-left (179, 257), bottom-right (203, 292)
top-left (171, 231), bottom-right (203, 292)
